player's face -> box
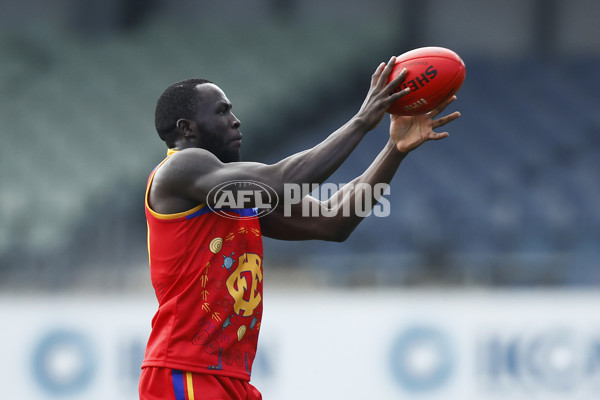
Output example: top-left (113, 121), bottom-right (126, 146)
top-left (192, 83), bottom-right (242, 163)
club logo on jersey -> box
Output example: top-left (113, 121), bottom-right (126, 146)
top-left (226, 253), bottom-right (263, 317)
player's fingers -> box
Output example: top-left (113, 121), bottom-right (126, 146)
top-left (371, 62), bottom-right (386, 85)
top-left (387, 85), bottom-right (411, 102)
top-left (428, 95), bottom-right (457, 118)
top-left (432, 111), bottom-right (461, 129)
top-left (378, 56), bottom-right (397, 87)
top-left (429, 131), bottom-right (450, 141)
top-left (386, 67), bottom-right (407, 94)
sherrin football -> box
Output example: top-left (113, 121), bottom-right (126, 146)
top-left (387, 46), bottom-right (466, 116)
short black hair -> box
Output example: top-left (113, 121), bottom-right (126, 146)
top-left (154, 78), bottom-right (213, 144)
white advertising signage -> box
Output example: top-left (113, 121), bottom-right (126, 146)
top-left (2, 290), bottom-right (599, 400)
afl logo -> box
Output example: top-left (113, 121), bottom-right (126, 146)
top-left (207, 180), bottom-right (279, 220)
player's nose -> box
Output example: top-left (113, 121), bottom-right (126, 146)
top-left (232, 113), bottom-right (241, 129)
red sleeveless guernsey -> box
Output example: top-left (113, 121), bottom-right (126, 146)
top-left (142, 150), bottom-right (264, 381)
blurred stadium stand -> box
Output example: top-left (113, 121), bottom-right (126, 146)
top-left (0, 0), bottom-right (599, 290)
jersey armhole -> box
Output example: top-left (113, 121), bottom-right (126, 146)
top-left (145, 158), bottom-right (207, 221)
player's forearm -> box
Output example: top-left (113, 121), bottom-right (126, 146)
top-left (272, 117), bottom-right (370, 187)
top-left (328, 138), bottom-right (405, 208)
top-left (354, 138), bottom-right (405, 187)
top-left (323, 138), bottom-right (406, 240)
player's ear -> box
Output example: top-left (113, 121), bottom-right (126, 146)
top-left (176, 119), bottom-right (194, 137)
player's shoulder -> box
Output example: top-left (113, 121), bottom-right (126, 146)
top-left (156, 147), bottom-right (220, 183)
top-left (169, 147), bottom-right (213, 159)
top-left (165, 147), bottom-right (219, 169)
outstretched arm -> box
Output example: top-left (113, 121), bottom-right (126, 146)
top-left (152, 58), bottom-right (411, 212)
top-left (260, 96), bottom-right (460, 241)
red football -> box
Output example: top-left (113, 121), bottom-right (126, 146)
top-left (387, 46), bottom-right (466, 116)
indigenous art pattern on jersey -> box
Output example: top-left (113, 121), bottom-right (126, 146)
top-left (142, 152), bottom-right (264, 381)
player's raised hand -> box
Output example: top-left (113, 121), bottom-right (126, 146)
top-left (389, 95), bottom-right (461, 154)
top-left (355, 57), bottom-right (411, 131)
